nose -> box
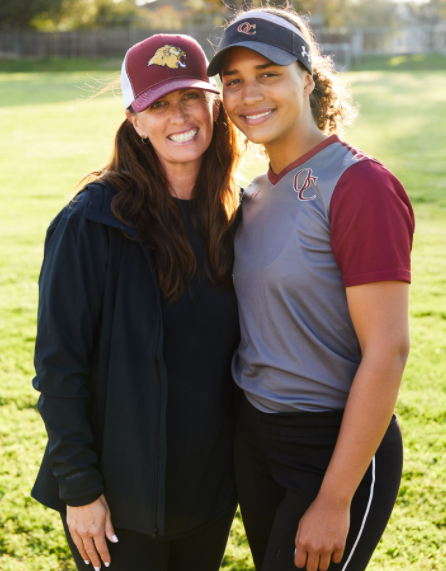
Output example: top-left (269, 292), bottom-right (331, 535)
top-left (242, 80), bottom-right (263, 106)
top-left (170, 100), bottom-right (189, 125)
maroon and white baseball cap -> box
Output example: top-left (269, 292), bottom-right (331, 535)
top-left (121, 34), bottom-right (220, 112)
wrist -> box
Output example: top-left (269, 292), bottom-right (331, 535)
top-left (317, 481), bottom-right (354, 508)
top-left (65, 491), bottom-right (104, 508)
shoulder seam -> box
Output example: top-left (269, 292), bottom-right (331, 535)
top-left (331, 157), bottom-right (381, 198)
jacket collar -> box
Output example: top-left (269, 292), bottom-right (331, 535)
top-left (83, 182), bottom-right (162, 307)
top-left (83, 181), bottom-right (139, 239)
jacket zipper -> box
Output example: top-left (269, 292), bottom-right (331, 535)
top-left (152, 316), bottom-right (162, 539)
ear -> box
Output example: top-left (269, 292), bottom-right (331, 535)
top-left (125, 109), bottom-right (146, 138)
top-left (303, 73), bottom-right (315, 98)
top-left (212, 97), bottom-right (221, 122)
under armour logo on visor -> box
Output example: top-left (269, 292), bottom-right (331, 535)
top-left (294, 168), bottom-right (317, 201)
top-left (302, 46), bottom-right (310, 60)
top-left (237, 22), bottom-right (256, 35)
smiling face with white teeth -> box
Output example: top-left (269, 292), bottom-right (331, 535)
top-left (221, 47), bottom-right (316, 158)
top-left (126, 88), bottom-right (217, 182)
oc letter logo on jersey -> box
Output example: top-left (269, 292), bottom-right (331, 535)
top-left (293, 168), bottom-right (317, 201)
top-left (148, 45), bottom-right (187, 69)
top-left (237, 22), bottom-right (256, 35)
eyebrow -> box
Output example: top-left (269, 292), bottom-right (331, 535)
top-left (222, 62), bottom-right (277, 76)
top-left (152, 87), bottom-right (200, 102)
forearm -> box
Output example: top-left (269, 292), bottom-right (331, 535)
top-left (38, 393), bottom-right (105, 502)
top-left (318, 346), bottom-right (408, 505)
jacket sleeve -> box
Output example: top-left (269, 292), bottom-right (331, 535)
top-left (33, 197), bottom-right (109, 506)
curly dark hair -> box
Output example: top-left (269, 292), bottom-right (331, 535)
top-left (226, 3), bottom-right (358, 135)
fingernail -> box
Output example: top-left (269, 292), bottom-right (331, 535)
top-left (105, 564), bottom-right (110, 568)
top-left (84, 562), bottom-right (90, 566)
top-left (112, 535), bottom-right (119, 543)
top-left (94, 567), bottom-right (100, 571)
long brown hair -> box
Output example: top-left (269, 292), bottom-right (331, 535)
top-left (78, 95), bottom-right (243, 302)
top-left (227, 4), bottom-right (358, 135)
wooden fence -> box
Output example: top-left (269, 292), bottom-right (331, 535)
top-left (0, 26), bottom-right (356, 70)
top-left (0, 25), bottom-right (222, 60)
top-left (0, 24), bottom-right (444, 64)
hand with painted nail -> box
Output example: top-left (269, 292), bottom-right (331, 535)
top-left (67, 494), bottom-right (118, 569)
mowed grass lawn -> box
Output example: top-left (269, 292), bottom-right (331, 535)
top-left (0, 55), bottom-right (445, 571)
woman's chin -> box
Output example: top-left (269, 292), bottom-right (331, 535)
top-left (236, 125), bottom-right (273, 146)
top-left (164, 140), bottom-right (210, 165)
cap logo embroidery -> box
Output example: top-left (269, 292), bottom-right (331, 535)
top-left (237, 22), bottom-right (256, 35)
top-left (148, 45), bottom-right (186, 69)
top-left (301, 46), bottom-right (311, 61)
top-left (294, 168), bottom-right (317, 201)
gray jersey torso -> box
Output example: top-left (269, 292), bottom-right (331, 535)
top-left (232, 140), bottom-right (365, 412)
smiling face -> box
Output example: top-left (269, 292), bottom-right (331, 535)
top-left (126, 88), bottom-right (218, 174)
top-left (221, 47), bottom-right (314, 150)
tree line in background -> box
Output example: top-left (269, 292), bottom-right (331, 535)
top-left (0, 0), bottom-right (445, 31)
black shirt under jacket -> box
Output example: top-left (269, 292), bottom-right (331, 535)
top-left (31, 183), bottom-right (240, 539)
top-left (162, 198), bottom-right (239, 536)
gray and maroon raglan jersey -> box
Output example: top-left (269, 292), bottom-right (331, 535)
top-left (232, 134), bottom-right (415, 413)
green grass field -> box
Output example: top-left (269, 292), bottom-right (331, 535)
top-left (0, 54), bottom-right (445, 571)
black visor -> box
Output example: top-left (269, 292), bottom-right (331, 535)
top-left (207, 16), bottom-right (312, 77)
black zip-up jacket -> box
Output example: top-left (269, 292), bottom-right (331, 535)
top-left (32, 182), bottom-right (182, 537)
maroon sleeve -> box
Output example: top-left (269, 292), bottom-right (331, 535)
top-left (330, 159), bottom-right (415, 287)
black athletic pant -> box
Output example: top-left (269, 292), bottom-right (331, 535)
top-left (235, 396), bottom-right (403, 571)
top-left (61, 508), bottom-right (235, 571)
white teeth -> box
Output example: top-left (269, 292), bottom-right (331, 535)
top-left (245, 110), bottom-right (274, 119)
top-left (169, 128), bottom-right (198, 143)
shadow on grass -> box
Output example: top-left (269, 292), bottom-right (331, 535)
top-left (0, 58), bottom-right (121, 73)
top-left (0, 71), bottom-right (120, 107)
top-left (351, 53), bottom-right (446, 72)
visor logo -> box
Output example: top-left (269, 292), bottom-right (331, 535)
top-left (148, 45), bottom-right (186, 69)
top-left (294, 168), bottom-right (317, 201)
top-left (237, 22), bottom-right (256, 35)
top-left (301, 46), bottom-right (311, 61)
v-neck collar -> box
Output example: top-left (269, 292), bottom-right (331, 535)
top-left (268, 134), bottom-right (340, 185)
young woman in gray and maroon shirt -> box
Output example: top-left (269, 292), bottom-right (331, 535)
top-left (207, 7), bottom-right (414, 571)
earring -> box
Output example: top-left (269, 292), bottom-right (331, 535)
top-left (140, 135), bottom-right (150, 145)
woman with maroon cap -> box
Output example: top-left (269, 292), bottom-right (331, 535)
top-left (208, 6), bottom-right (414, 571)
top-left (31, 34), bottom-right (243, 570)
